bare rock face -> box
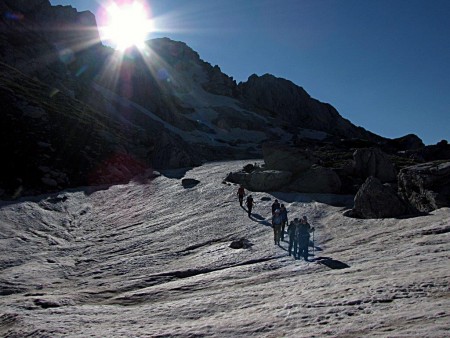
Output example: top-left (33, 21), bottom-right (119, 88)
top-left (226, 170), bottom-right (292, 192)
top-left (202, 65), bottom-right (237, 96)
top-left (398, 161), bottom-right (450, 213)
top-left (289, 166), bottom-right (341, 194)
top-left (3, 0), bottom-right (50, 12)
top-left (419, 140), bottom-right (450, 162)
top-left (350, 177), bottom-right (408, 219)
top-left (353, 148), bottom-right (397, 183)
top-left (385, 134), bottom-right (425, 151)
top-left (238, 74), bottom-right (382, 142)
top-left (263, 143), bottom-right (317, 173)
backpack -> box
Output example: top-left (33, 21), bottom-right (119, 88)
top-left (246, 196), bottom-right (253, 206)
top-left (272, 215), bottom-right (282, 226)
top-left (272, 202), bottom-right (280, 213)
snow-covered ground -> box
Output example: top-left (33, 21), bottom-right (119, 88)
top-left (0, 160), bottom-right (449, 337)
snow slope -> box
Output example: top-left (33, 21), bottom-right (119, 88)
top-left (0, 160), bottom-right (449, 337)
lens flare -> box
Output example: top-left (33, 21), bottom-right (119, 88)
top-left (100, 1), bottom-right (154, 50)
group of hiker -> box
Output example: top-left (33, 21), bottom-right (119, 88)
top-left (237, 186), bottom-right (315, 261)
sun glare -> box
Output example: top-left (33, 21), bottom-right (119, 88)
top-left (102, 1), bottom-right (153, 50)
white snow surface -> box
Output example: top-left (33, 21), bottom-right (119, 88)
top-left (0, 160), bottom-right (449, 337)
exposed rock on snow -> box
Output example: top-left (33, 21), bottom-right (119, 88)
top-left (227, 169), bottom-right (292, 192)
top-left (350, 176), bottom-right (408, 219)
top-left (289, 166), bottom-right (342, 194)
top-left (229, 238), bottom-right (253, 249)
top-left (181, 178), bottom-right (200, 188)
top-left (0, 160), bottom-right (449, 337)
top-left (263, 143), bottom-right (317, 173)
top-left (352, 147), bottom-right (397, 183)
top-left (398, 160), bottom-right (450, 212)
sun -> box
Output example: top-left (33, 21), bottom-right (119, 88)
top-left (102, 1), bottom-right (154, 50)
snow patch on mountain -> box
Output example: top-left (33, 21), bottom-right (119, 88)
top-left (0, 160), bottom-right (448, 337)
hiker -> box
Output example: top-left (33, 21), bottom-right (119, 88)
top-left (237, 185), bottom-right (245, 206)
top-left (271, 199), bottom-right (280, 215)
top-left (288, 218), bottom-right (300, 257)
top-left (297, 216), bottom-right (314, 260)
top-left (246, 195), bottom-right (254, 216)
top-left (280, 204), bottom-right (288, 241)
top-left (272, 209), bottom-right (283, 245)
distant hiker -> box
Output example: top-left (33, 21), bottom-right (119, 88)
top-left (271, 199), bottom-right (280, 215)
top-left (272, 209), bottom-right (283, 245)
top-left (280, 204), bottom-right (288, 241)
top-left (246, 195), bottom-right (254, 216)
top-left (297, 216), bottom-right (314, 260)
top-left (288, 218), bottom-right (300, 257)
top-left (237, 185), bottom-right (246, 207)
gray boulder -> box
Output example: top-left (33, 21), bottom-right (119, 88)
top-left (226, 170), bottom-right (291, 192)
top-left (229, 238), bottom-right (253, 249)
top-left (398, 161), bottom-right (450, 212)
top-left (263, 143), bottom-right (317, 173)
top-left (351, 177), bottom-right (408, 219)
top-left (181, 178), bottom-right (200, 189)
top-left (353, 148), bottom-right (397, 182)
top-left (248, 170), bottom-right (292, 191)
top-left (289, 166), bottom-right (341, 193)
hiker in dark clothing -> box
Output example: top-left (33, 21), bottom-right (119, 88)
top-left (272, 209), bottom-right (283, 245)
top-left (271, 199), bottom-right (280, 215)
top-left (280, 204), bottom-right (288, 241)
top-left (237, 185), bottom-right (245, 206)
top-left (246, 195), bottom-right (254, 216)
top-left (297, 216), bottom-right (314, 260)
top-left (288, 218), bottom-right (300, 257)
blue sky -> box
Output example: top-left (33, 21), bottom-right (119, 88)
top-left (49, 0), bottom-right (449, 145)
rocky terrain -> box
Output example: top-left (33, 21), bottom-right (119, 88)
top-left (0, 160), bottom-right (449, 337)
top-left (4, 0), bottom-right (449, 200)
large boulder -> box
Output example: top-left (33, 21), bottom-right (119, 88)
top-left (289, 166), bottom-right (341, 193)
top-left (226, 170), bottom-right (291, 192)
top-left (262, 143), bottom-right (317, 173)
top-left (249, 170), bottom-right (292, 191)
top-left (398, 161), bottom-right (450, 213)
top-left (353, 148), bottom-right (397, 182)
top-left (350, 176), bottom-right (408, 219)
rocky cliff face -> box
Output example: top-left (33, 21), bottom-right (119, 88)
top-left (237, 74), bottom-right (382, 142)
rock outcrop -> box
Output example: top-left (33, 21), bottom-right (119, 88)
top-left (289, 166), bottom-right (342, 194)
top-left (352, 148), bottom-right (397, 183)
top-left (384, 134), bottom-right (425, 152)
top-left (350, 177), bottom-right (408, 219)
top-left (238, 74), bottom-right (383, 142)
top-left (226, 170), bottom-right (292, 192)
top-left (262, 143), bottom-right (317, 173)
top-left (398, 161), bottom-right (450, 213)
